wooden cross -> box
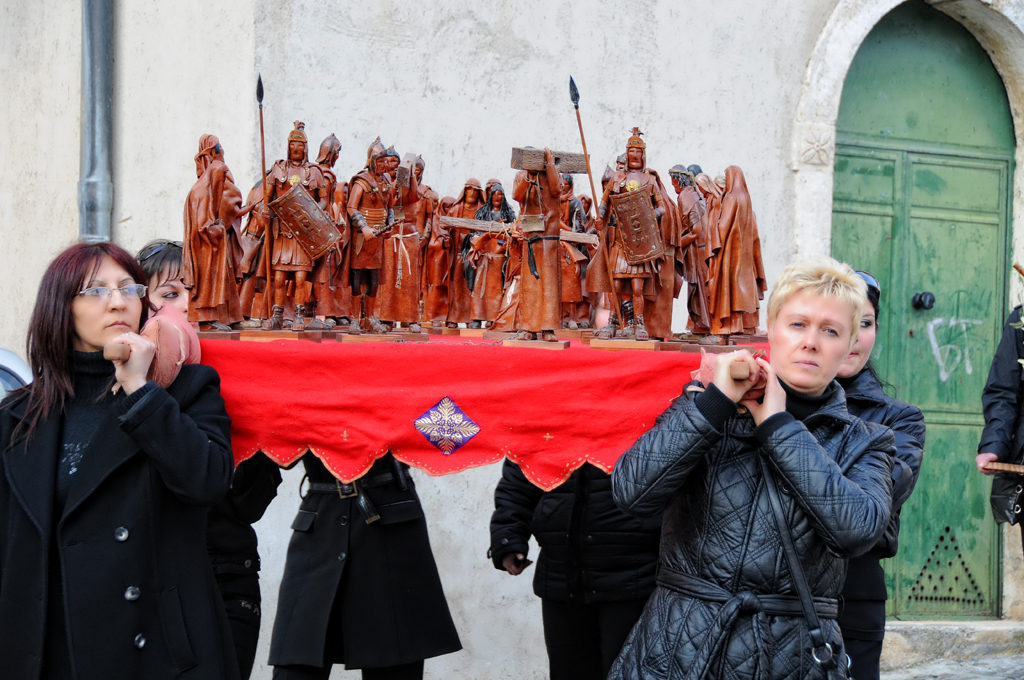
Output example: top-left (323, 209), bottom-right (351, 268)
top-left (439, 216), bottom-right (599, 246)
top-left (510, 147), bottom-right (588, 174)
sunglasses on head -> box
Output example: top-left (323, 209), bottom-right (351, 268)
top-left (138, 241), bottom-right (183, 263)
top-left (855, 270), bottom-right (881, 295)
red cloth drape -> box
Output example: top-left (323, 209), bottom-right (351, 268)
top-left (201, 338), bottom-right (764, 490)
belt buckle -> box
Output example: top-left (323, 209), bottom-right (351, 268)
top-left (336, 480), bottom-right (359, 499)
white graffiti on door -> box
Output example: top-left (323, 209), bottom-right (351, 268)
top-left (926, 316), bottom-right (984, 382)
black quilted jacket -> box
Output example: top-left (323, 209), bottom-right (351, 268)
top-left (608, 382), bottom-right (894, 680)
top-left (489, 460), bottom-right (661, 603)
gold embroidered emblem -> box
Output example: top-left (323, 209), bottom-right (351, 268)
top-left (288, 175), bottom-right (300, 186)
top-left (626, 180), bottom-right (640, 193)
top-left (414, 397), bottom-right (481, 455)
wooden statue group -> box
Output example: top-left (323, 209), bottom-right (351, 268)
top-left (181, 124), bottom-right (766, 343)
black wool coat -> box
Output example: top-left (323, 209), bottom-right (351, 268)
top-left (980, 306), bottom-right (1024, 463)
top-left (608, 383), bottom-right (894, 680)
top-left (489, 460), bottom-right (661, 604)
top-left (0, 365), bottom-right (239, 680)
top-left (269, 452), bottom-right (461, 670)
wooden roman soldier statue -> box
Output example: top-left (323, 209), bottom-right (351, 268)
top-left (182, 134), bottom-right (246, 331)
top-left (467, 183), bottom-right (514, 326)
top-left (444, 179), bottom-right (486, 328)
top-left (258, 121), bottom-right (330, 331)
top-left (422, 194), bottom-right (455, 326)
top-left (669, 164), bottom-right (712, 335)
top-left (595, 128), bottom-right (667, 341)
top-left (347, 139), bottom-right (396, 333)
top-left (376, 148), bottom-right (424, 332)
top-left (511, 147), bottom-right (563, 341)
top-left (310, 133), bottom-right (352, 328)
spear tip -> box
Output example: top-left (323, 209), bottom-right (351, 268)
top-left (569, 75), bottom-right (579, 109)
top-left (256, 74), bottom-right (264, 104)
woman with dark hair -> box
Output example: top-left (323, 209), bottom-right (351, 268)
top-left (836, 271), bottom-right (925, 680)
top-left (0, 242), bottom-right (239, 680)
top-left (136, 240), bottom-right (281, 680)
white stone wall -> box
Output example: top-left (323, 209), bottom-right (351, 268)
top-left (8, 1), bottom-right (1024, 678)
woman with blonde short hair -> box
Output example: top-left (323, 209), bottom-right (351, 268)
top-left (609, 256), bottom-right (895, 680)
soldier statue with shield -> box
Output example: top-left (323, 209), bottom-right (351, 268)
top-left (258, 121), bottom-right (340, 331)
top-left (595, 127), bottom-right (667, 341)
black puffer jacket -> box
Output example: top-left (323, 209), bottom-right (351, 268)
top-left (839, 369), bottom-right (925, 601)
top-left (490, 461), bottom-right (661, 603)
top-left (609, 383), bottom-right (894, 680)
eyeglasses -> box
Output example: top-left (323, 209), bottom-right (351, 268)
top-left (855, 270), bottom-right (881, 295)
top-left (77, 284), bottom-right (148, 301)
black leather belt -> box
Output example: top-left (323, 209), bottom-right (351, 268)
top-left (303, 468), bottom-right (413, 524)
top-left (306, 469), bottom-right (412, 495)
top-left (526, 235), bottom-right (560, 279)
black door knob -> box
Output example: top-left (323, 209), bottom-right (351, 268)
top-left (912, 292), bottom-right (935, 310)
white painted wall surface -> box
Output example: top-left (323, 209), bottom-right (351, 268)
top-left (7, 1), bottom-right (1024, 679)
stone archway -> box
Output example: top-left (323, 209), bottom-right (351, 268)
top-left (790, 0), bottom-right (1024, 261)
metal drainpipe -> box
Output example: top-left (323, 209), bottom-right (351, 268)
top-left (78, 0), bottom-right (114, 242)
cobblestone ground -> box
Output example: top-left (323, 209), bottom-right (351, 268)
top-left (881, 653), bottom-right (1023, 679)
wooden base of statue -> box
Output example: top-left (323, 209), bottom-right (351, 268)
top-left (197, 331), bottom-right (241, 341)
top-left (385, 329), bottom-right (429, 341)
top-left (340, 334), bottom-right (404, 344)
top-left (556, 329), bottom-right (593, 339)
top-left (460, 328), bottom-right (488, 338)
top-left (483, 331), bottom-right (516, 340)
top-left (729, 334), bottom-right (768, 345)
top-left (675, 333), bottom-right (728, 345)
top-left (657, 340), bottom-right (694, 351)
top-left (676, 344), bottom-right (755, 354)
top-left (502, 339), bottom-right (571, 350)
top-left (589, 339), bottom-right (661, 352)
top-left (425, 327), bottom-right (462, 336)
top-left (240, 330), bottom-right (321, 343)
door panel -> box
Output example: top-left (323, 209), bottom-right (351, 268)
top-left (900, 214), bottom-right (1001, 412)
top-left (832, 146), bottom-right (1010, 619)
top-left (896, 420), bottom-right (993, 616)
top-left (910, 162), bottom-right (1003, 212)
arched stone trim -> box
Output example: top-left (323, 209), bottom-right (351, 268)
top-left (791, 0), bottom-right (1024, 263)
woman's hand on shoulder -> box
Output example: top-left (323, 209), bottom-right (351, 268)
top-left (710, 350), bottom-right (760, 403)
top-left (740, 357), bottom-right (786, 426)
top-left (109, 332), bottom-right (156, 395)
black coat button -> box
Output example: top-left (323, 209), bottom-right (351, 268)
top-left (339, 515), bottom-right (349, 526)
top-left (114, 527), bottom-right (129, 542)
top-left (125, 586), bottom-right (140, 601)
top-left (134, 634), bottom-right (146, 649)
top-left (338, 552), bottom-right (347, 561)
top-left (244, 559), bottom-right (252, 569)
top-left (501, 538), bottom-right (509, 545)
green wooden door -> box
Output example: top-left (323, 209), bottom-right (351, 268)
top-left (831, 1), bottom-right (1014, 619)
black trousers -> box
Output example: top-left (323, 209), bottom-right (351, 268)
top-left (541, 598), bottom-right (648, 680)
top-left (217, 572), bottom-right (262, 680)
top-left (272, 660), bottom-right (424, 680)
top-left (844, 637), bottom-right (881, 680)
